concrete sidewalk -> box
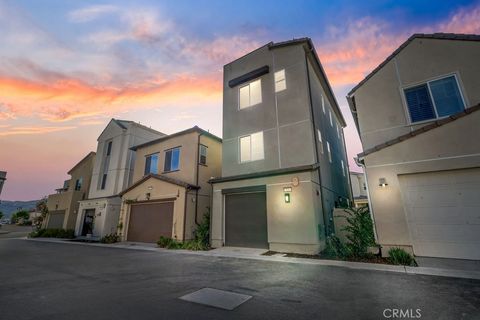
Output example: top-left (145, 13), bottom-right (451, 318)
top-left (25, 238), bottom-right (480, 280)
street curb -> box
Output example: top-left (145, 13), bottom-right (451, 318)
top-left (24, 238), bottom-right (480, 280)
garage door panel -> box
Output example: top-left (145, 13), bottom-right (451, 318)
top-left (414, 241), bottom-right (480, 260)
top-left (225, 192), bottom-right (268, 249)
top-left (127, 202), bottom-right (174, 243)
top-left (411, 224), bottom-right (480, 242)
top-left (47, 211), bottom-right (65, 229)
top-left (408, 206), bottom-right (463, 224)
top-left (399, 168), bottom-right (480, 259)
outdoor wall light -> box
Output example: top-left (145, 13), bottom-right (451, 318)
top-left (379, 178), bottom-right (388, 188)
top-left (147, 186), bottom-right (153, 190)
top-left (284, 193), bottom-right (291, 203)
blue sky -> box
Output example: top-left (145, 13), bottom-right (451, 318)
top-left (0, 0), bottom-right (478, 200)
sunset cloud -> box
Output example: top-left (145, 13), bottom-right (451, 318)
top-left (0, 125), bottom-right (76, 137)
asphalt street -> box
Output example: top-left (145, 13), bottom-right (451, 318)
top-left (1, 239), bottom-right (479, 320)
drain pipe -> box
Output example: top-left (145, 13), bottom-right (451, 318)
top-left (355, 156), bottom-right (379, 242)
top-left (194, 131), bottom-right (203, 225)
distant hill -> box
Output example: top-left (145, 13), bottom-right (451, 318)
top-left (0, 200), bottom-right (39, 218)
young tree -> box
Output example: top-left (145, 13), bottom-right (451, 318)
top-left (34, 198), bottom-right (49, 230)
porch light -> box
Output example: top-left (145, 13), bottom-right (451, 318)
top-left (379, 178), bottom-right (388, 188)
top-left (284, 193), bottom-right (291, 203)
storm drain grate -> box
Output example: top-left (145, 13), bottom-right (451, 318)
top-left (179, 288), bottom-right (252, 310)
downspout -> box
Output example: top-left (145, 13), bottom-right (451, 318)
top-left (194, 132), bottom-right (203, 225)
top-left (355, 156), bottom-right (379, 242)
top-left (182, 186), bottom-right (189, 241)
top-left (305, 48), bottom-right (328, 238)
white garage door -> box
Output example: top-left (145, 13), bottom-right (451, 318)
top-left (399, 168), bottom-right (480, 260)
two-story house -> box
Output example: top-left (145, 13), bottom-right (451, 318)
top-left (210, 38), bottom-right (351, 254)
top-left (118, 126), bottom-right (222, 243)
top-left (75, 119), bottom-right (165, 238)
top-left (350, 171), bottom-right (368, 208)
top-left (347, 33), bottom-right (480, 260)
top-left (45, 152), bottom-right (96, 230)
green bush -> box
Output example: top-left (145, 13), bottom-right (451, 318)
top-left (388, 248), bottom-right (417, 266)
top-left (323, 235), bottom-right (351, 259)
top-left (340, 206), bottom-right (377, 258)
top-left (157, 236), bottom-right (209, 251)
top-left (100, 233), bottom-right (120, 244)
top-left (193, 210), bottom-right (210, 247)
top-left (28, 228), bottom-right (74, 239)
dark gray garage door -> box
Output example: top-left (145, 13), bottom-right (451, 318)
top-left (225, 191), bottom-right (268, 249)
top-left (127, 202), bottom-right (174, 243)
top-left (47, 210), bottom-right (65, 229)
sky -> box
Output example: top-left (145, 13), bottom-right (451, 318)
top-left (1, 0), bottom-right (479, 201)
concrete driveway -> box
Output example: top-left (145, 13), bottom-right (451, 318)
top-left (1, 239), bottom-right (479, 320)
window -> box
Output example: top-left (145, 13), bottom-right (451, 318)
top-left (326, 141), bottom-right (332, 163)
top-left (322, 95), bottom-right (325, 114)
top-left (239, 79), bottom-right (262, 109)
top-left (363, 182), bottom-right (367, 190)
top-left (317, 129), bottom-right (323, 154)
top-left (101, 173), bottom-right (107, 190)
top-left (329, 110), bottom-right (333, 127)
top-left (240, 132), bottom-right (264, 162)
top-left (199, 145), bottom-right (207, 165)
top-left (164, 147), bottom-right (180, 172)
top-left (341, 160), bottom-right (345, 177)
top-left (106, 141), bottom-right (112, 156)
top-left (336, 124), bottom-right (340, 139)
top-left (274, 69), bottom-right (286, 92)
top-left (144, 153), bottom-right (159, 175)
top-left (404, 75), bottom-right (464, 123)
top-left (74, 177), bottom-right (83, 191)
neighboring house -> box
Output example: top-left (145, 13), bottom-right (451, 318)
top-left (211, 38), bottom-right (351, 254)
top-left (44, 152), bottom-right (96, 229)
top-left (347, 33), bottom-right (480, 260)
top-left (118, 126), bottom-right (222, 243)
top-left (75, 119), bottom-right (165, 238)
top-left (350, 171), bottom-right (368, 207)
top-left (0, 171), bottom-right (6, 196)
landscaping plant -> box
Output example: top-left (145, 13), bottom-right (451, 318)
top-left (29, 228), bottom-right (75, 239)
top-left (100, 233), bottom-right (120, 244)
top-left (388, 247), bottom-right (417, 266)
top-left (339, 206), bottom-right (377, 258)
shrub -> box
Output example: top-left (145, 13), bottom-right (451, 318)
top-left (323, 235), bottom-right (351, 259)
top-left (28, 228), bottom-right (74, 239)
top-left (157, 236), bottom-right (209, 251)
top-left (194, 210), bottom-right (210, 247)
top-left (339, 206), bottom-right (377, 258)
top-left (100, 233), bottom-right (120, 244)
top-left (388, 248), bottom-right (417, 266)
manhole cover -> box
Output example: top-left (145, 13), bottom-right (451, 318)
top-left (179, 288), bottom-right (252, 310)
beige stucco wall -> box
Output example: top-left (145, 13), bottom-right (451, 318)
top-left (353, 38), bottom-right (480, 150)
top-left (211, 170), bottom-right (325, 254)
top-left (363, 110), bottom-right (480, 251)
top-left (119, 178), bottom-right (187, 241)
top-left (46, 153), bottom-right (95, 230)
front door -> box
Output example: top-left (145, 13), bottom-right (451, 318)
top-left (81, 209), bottom-right (95, 236)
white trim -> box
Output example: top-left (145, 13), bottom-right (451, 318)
top-left (365, 153), bottom-right (480, 169)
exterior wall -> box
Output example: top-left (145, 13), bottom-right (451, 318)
top-left (363, 111), bottom-right (480, 253)
top-left (306, 58), bottom-right (351, 230)
top-left (222, 45), bottom-right (315, 177)
top-left (88, 121), bottom-right (164, 199)
top-left (76, 197), bottom-right (121, 238)
top-left (119, 179), bottom-right (187, 241)
top-left (124, 130), bottom-right (222, 241)
top-left (46, 153), bottom-right (95, 230)
top-left (211, 171), bottom-right (325, 254)
top-left (350, 172), bottom-right (367, 198)
top-left (353, 38), bottom-right (480, 150)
